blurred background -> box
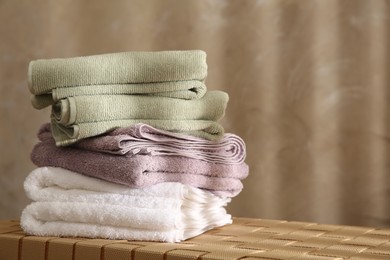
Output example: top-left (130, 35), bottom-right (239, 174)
top-left (0, 0), bottom-right (389, 227)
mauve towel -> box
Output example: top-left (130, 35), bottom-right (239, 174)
top-left (31, 133), bottom-right (249, 197)
top-left (28, 50), bottom-right (207, 95)
top-left (38, 123), bottom-right (246, 164)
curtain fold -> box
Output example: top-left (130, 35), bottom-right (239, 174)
top-left (0, 0), bottom-right (389, 227)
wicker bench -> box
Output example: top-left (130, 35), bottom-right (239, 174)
top-left (1, 217), bottom-right (389, 259)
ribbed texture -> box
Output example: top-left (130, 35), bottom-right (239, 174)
top-left (52, 90), bottom-right (227, 125)
top-left (28, 50), bottom-right (208, 94)
top-left (49, 90), bottom-right (227, 145)
top-left (31, 80), bottom-right (207, 109)
top-left (28, 50), bottom-right (229, 145)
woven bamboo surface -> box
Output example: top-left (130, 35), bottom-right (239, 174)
top-left (1, 217), bottom-right (390, 260)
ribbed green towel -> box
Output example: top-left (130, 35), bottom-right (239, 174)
top-left (31, 80), bottom-right (207, 109)
top-left (50, 90), bottom-right (228, 146)
top-left (52, 90), bottom-right (227, 125)
top-left (28, 50), bottom-right (207, 95)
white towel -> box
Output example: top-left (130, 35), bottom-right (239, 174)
top-left (21, 167), bottom-right (232, 242)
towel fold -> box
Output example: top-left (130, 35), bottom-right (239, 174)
top-left (52, 90), bottom-right (227, 126)
top-left (51, 118), bottom-right (225, 146)
top-left (21, 167), bottom-right (232, 242)
top-left (50, 90), bottom-right (228, 146)
top-left (28, 50), bottom-right (207, 95)
top-left (31, 132), bottom-right (249, 197)
top-left (39, 123), bottom-right (246, 164)
top-left (31, 80), bottom-right (207, 109)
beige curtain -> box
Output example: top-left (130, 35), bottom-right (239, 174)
top-left (0, 0), bottom-right (389, 227)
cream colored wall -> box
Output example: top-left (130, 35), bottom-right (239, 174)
top-left (1, 0), bottom-right (389, 227)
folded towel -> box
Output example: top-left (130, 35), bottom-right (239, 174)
top-left (52, 90), bottom-right (227, 126)
top-left (31, 134), bottom-right (249, 197)
top-left (21, 167), bottom-right (232, 242)
top-left (28, 50), bottom-right (207, 95)
top-left (31, 81), bottom-right (207, 109)
top-left (50, 90), bottom-right (228, 146)
top-left (39, 123), bottom-right (246, 164)
top-left (51, 118), bottom-right (225, 146)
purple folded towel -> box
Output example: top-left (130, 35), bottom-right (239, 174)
top-left (31, 131), bottom-right (249, 197)
top-left (38, 123), bottom-right (246, 165)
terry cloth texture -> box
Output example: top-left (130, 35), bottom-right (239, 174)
top-left (21, 167), bottom-right (232, 242)
top-left (31, 132), bottom-right (249, 197)
top-left (31, 81), bottom-right (207, 109)
top-left (28, 50), bottom-right (207, 95)
top-left (50, 90), bottom-right (228, 146)
top-left (38, 123), bottom-right (246, 164)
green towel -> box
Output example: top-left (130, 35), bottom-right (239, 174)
top-left (52, 90), bottom-right (228, 125)
top-left (50, 90), bottom-right (228, 146)
top-left (28, 50), bottom-right (207, 95)
top-left (51, 118), bottom-right (225, 146)
top-left (31, 81), bottom-right (207, 109)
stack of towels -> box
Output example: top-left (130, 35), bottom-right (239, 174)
top-left (21, 50), bottom-right (249, 242)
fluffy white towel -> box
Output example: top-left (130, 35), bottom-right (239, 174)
top-left (21, 167), bottom-right (232, 242)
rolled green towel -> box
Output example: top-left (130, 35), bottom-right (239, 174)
top-left (50, 90), bottom-right (228, 146)
top-left (28, 50), bottom-right (207, 95)
top-left (51, 118), bottom-right (225, 146)
top-left (52, 90), bottom-right (228, 126)
top-left (31, 81), bottom-right (207, 109)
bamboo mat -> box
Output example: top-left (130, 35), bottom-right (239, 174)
top-left (1, 217), bottom-right (390, 259)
